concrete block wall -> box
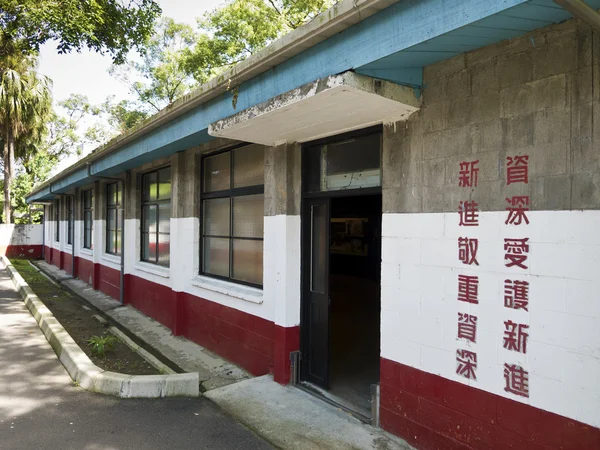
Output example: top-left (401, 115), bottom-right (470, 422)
top-left (380, 18), bottom-right (600, 449)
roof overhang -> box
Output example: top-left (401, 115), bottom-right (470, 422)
top-left (209, 72), bottom-right (420, 146)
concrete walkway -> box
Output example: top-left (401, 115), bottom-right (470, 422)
top-left (205, 376), bottom-right (414, 450)
top-left (36, 261), bottom-right (250, 391)
top-left (0, 266), bottom-right (272, 450)
top-left (33, 261), bottom-right (413, 449)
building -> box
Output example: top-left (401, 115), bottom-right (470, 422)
top-left (27, 0), bottom-right (600, 448)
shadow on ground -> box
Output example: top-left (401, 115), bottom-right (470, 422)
top-left (0, 268), bottom-right (272, 450)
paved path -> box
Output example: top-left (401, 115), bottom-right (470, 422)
top-left (0, 268), bottom-right (272, 450)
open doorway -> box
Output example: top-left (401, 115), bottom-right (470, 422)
top-left (301, 192), bottom-right (382, 418)
top-left (329, 194), bottom-right (381, 415)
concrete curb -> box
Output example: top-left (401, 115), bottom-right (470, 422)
top-left (2, 256), bottom-right (199, 398)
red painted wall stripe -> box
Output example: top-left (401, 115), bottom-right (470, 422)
top-left (0, 245), bottom-right (43, 259)
top-left (380, 358), bottom-right (600, 450)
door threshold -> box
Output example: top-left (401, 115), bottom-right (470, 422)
top-left (297, 381), bottom-right (372, 425)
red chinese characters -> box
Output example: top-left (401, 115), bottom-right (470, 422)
top-left (505, 196), bottom-right (530, 225)
top-left (456, 161), bottom-right (482, 382)
top-left (459, 160), bottom-right (479, 188)
top-left (506, 155), bottom-right (529, 185)
top-left (456, 349), bottom-right (478, 380)
top-left (458, 275), bottom-right (479, 304)
top-left (457, 313), bottom-right (477, 342)
top-left (504, 238), bottom-right (529, 269)
top-left (504, 279), bottom-right (529, 311)
top-left (504, 363), bottom-right (530, 397)
top-left (503, 320), bottom-right (529, 354)
top-left (459, 201), bottom-right (479, 227)
top-left (458, 237), bottom-right (479, 266)
top-left (501, 155), bottom-right (532, 398)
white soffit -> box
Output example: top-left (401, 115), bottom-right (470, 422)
top-left (208, 72), bottom-right (421, 146)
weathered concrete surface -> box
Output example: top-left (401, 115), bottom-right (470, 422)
top-left (265, 143), bottom-right (301, 217)
top-left (205, 375), bottom-right (414, 450)
top-left (35, 260), bottom-right (250, 392)
top-left (209, 71), bottom-right (421, 146)
top-left (384, 18), bottom-right (600, 213)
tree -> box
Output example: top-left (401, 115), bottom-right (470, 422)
top-left (102, 98), bottom-right (149, 134)
top-left (183, 0), bottom-right (336, 83)
top-left (0, 0), bottom-right (161, 64)
top-left (0, 55), bottom-right (52, 222)
top-left (108, 1), bottom-right (336, 120)
top-left (109, 18), bottom-right (197, 114)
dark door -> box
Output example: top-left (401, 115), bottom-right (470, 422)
top-left (301, 197), bottom-right (330, 388)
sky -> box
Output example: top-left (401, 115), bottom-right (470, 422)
top-left (37, 0), bottom-right (224, 172)
top-left (39, 0), bottom-right (224, 104)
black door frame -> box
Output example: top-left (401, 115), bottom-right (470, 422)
top-left (299, 126), bottom-right (383, 389)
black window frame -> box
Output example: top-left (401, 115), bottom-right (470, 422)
top-left (54, 199), bottom-right (60, 242)
top-left (200, 144), bottom-right (265, 288)
top-left (105, 182), bottom-right (122, 255)
top-left (66, 196), bottom-right (73, 245)
top-left (82, 190), bottom-right (94, 250)
top-left (140, 166), bottom-right (171, 267)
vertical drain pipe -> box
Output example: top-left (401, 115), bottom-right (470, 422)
top-left (86, 163), bottom-right (126, 305)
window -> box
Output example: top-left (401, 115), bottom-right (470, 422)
top-left (106, 183), bottom-right (122, 255)
top-left (67, 196), bottom-right (73, 245)
top-left (201, 144), bottom-right (264, 287)
top-left (304, 130), bottom-right (382, 193)
top-left (83, 190), bottom-right (93, 249)
top-left (141, 167), bottom-right (171, 266)
top-left (54, 199), bottom-right (60, 242)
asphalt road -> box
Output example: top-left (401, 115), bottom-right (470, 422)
top-left (0, 268), bottom-right (273, 450)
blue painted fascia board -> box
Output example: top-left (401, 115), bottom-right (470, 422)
top-left (90, 0), bottom-right (528, 173)
top-left (26, 186), bottom-right (52, 203)
top-left (28, 0), bottom-right (531, 202)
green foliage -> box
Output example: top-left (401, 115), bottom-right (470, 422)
top-left (87, 334), bottom-right (118, 357)
top-left (183, 0), bottom-right (336, 84)
top-left (0, 0), bottom-right (161, 64)
top-left (0, 54), bottom-right (52, 223)
top-left (109, 17), bottom-right (197, 113)
top-left (102, 98), bottom-right (149, 135)
top-left (108, 1), bottom-right (336, 117)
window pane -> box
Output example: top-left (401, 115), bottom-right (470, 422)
top-left (143, 171), bottom-right (157, 201)
top-left (108, 208), bottom-right (116, 231)
top-left (324, 133), bottom-right (381, 191)
top-left (203, 198), bottom-right (230, 236)
top-left (204, 153), bottom-right (230, 192)
top-left (115, 230), bottom-right (121, 256)
top-left (233, 194), bottom-right (264, 238)
top-left (158, 202), bottom-right (170, 233)
top-left (107, 230), bottom-right (115, 254)
top-left (232, 239), bottom-right (263, 285)
top-left (233, 145), bottom-right (264, 188)
top-left (143, 204), bottom-right (157, 233)
top-left (203, 237), bottom-right (229, 277)
top-left (107, 184), bottom-right (116, 205)
top-left (116, 184), bottom-right (122, 205)
top-left (142, 232), bottom-right (156, 262)
top-left (116, 209), bottom-right (122, 231)
top-left (84, 229), bottom-right (92, 249)
top-left (158, 168), bottom-right (171, 199)
top-left (158, 233), bottom-right (170, 266)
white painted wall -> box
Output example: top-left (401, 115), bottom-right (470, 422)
top-left (265, 215), bottom-right (301, 328)
top-left (380, 211), bottom-right (600, 428)
top-left (0, 224), bottom-right (43, 246)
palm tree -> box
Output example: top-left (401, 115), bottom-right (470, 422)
top-left (0, 55), bottom-right (52, 222)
